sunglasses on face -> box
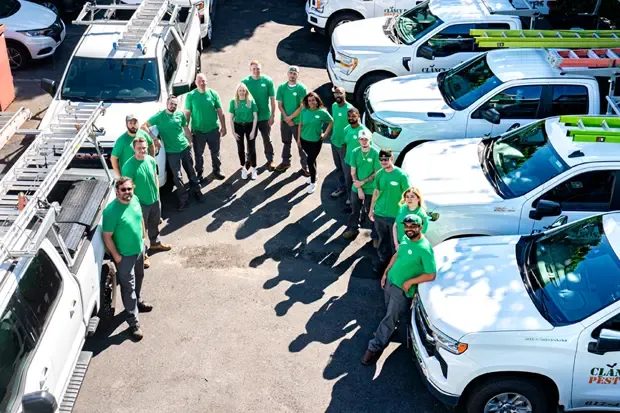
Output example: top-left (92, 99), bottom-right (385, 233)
top-left (380, 158), bottom-right (390, 162)
top-left (119, 187), bottom-right (133, 193)
top-left (404, 224), bottom-right (421, 229)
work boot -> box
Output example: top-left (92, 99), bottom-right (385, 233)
top-left (342, 230), bottom-right (359, 240)
top-left (129, 326), bottom-right (144, 341)
top-left (212, 171), bottom-right (225, 180)
top-left (138, 300), bottom-right (153, 313)
top-left (361, 349), bottom-right (381, 366)
top-left (150, 242), bottom-right (172, 252)
top-left (275, 162), bottom-right (290, 172)
top-left (331, 188), bottom-right (346, 198)
top-left (144, 255), bottom-right (151, 269)
top-left (267, 161), bottom-right (276, 171)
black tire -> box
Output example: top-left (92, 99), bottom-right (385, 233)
top-left (326, 11), bottom-right (362, 41)
top-left (98, 263), bottom-right (116, 328)
top-left (354, 72), bottom-right (393, 107)
top-left (6, 41), bottom-right (31, 71)
top-left (466, 377), bottom-right (550, 413)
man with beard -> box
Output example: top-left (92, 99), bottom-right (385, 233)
top-left (143, 95), bottom-right (205, 211)
top-left (341, 107), bottom-right (370, 213)
top-left (276, 66), bottom-right (308, 175)
top-left (102, 177), bottom-right (153, 341)
top-left (362, 214), bottom-right (436, 366)
top-left (111, 114), bottom-right (155, 177)
top-left (329, 86), bottom-right (354, 199)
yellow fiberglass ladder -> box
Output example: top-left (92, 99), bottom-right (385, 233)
top-left (561, 115), bottom-right (620, 143)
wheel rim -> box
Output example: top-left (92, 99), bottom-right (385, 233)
top-left (42, 1), bottom-right (59, 14)
top-left (484, 392), bottom-right (533, 413)
top-left (7, 47), bottom-right (23, 69)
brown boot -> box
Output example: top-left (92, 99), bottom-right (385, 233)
top-left (275, 162), bottom-right (291, 172)
top-left (361, 349), bottom-right (381, 366)
top-left (150, 242), bottom-right (172, 252)
top-left (342, 230), bottom-right (359, 240)
top-left (144, 255), bottom-right (151, 269)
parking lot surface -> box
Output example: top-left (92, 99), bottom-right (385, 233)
top-left (8, 1), bottom-right (445, 412)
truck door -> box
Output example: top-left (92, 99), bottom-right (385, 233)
top-left (572, 309), bottom-right (620, 410)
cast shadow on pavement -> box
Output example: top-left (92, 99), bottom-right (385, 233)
top-left (84, 312), bottom-right (132, 358)
top-left (276, 26), bottom-right (330, 70)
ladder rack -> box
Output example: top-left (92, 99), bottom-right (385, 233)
top-left (561, 115), bottom-right (620, 143)
top-left (471, 29), bottom-right (620, 48)
top-left (0, 101), bottom-right (107, 264)
top-left (481, 0), bottom-right (549, 18)
top-left (0, 108), bottom-right (31, 152)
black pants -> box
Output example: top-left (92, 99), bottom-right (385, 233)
top-left (300, 139), bottom-right (322, 183)
top-left (234, 122), bottom-right (257, 168)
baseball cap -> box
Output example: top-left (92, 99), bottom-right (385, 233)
top-left (126, 114), bottom-right (138, 122)
top-left (288, 65), bottom-right (299, 73)
top-left (358, 130), bottom-right (371, 140)
top-left (332, 86), bottom-right (345, 94)
top-left (402, 214), bottom-right (423, 225)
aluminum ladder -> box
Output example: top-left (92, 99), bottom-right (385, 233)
top-left (0, 107), bottom-right (31, 152)
top-left (471, 29), bottom-right (620, 48)
top-left (113, 0), bottom-right (169, 52)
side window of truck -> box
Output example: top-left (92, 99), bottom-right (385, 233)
top-left (422, 23), bottom-right (510, 58)
top-left (163, 35), bottom-right (182, 87)
top-left (540, 170), bottom-right (615, 212)
top-left (0, 250), bottom-right (62, 410)
top-left (592, 312), bottom-right (620, 339)
top-left (477, 85), bottom-right (543, 119)
top-left (549, 85), bottom-right (589, 116)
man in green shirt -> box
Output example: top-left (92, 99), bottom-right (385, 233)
top-left (184, 73), bottom-right (227, 181)
top-left (275, 66), bottom-right (308, 175)
top-left (111, 114), bottom-right (155, 177)
top-left (330, 87), bottom-right (354, 200)
top-left (142, 95), bottom-right (205, 211)
top-left (341, 107), bottom-right (370, 213)
top-left (122, 137), bottom-right (172, 269)
top-left (241, 60), bottom-right (276, 171)
top-left (369, 148), bottom-right (411, 273)
top-left (343, 130), bottom-right (381, 239)
top-left (102, 177), bottom-right (154, 341)
top-left (362, 214), bottom-right (436, 366)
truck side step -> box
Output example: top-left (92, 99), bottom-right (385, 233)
top-left (59, 351), bottom-right (92, 413)
top-left (86, 316), bottom-right (100, 337)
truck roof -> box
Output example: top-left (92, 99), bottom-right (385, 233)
top-left (430, 0), bottom-right (518, 23)
top-left (74, 24), bottom-right (166, 59)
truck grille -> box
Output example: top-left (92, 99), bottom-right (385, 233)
top-left (414, 295), bottom-right (449, 379)
top-left (69, 146), bottom-right (113, 169)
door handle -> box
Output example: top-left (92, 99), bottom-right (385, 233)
top-left (70, 299), bottom-right (77, 318)
top-left (40, 367), bottom-right (49, 389)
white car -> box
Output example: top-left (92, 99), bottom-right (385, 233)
top-left (402, 115), bottom-right (620, 246)
top-left (365, 48), bottom-right (613, 163)
top-left (412, 212), bottom-right (620, 412)
top-left (0, 0), bottom-right (66, 70)
top-left (306, 0), bottom-right (420, 39)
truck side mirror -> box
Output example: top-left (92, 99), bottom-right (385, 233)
top-left (41, 78), bottom-right (57, 97)
top-left (22, 391), bottom-right (58, 413)
top-left (417, 45), bottom-right (435, 60)
top-left (481, 108), bottom-right (501, 125)
top-left (529, 200), bottom-right (561, 221)
top-left (589, 329), bottom-right (620, 355)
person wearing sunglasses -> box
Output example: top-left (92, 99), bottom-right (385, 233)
top-left (362, 214), bottom-right (436, 366)
top-left (369, 149), bottom-right (411, 273)
top-left (102, 177), bottom-right (154, 341)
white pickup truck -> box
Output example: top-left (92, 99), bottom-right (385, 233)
top-left (412, 212), bottom-right (620, 412)
top-left (364, 47), bottom-right (619, 164)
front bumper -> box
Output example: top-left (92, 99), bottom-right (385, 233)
top-left (305, 1), bottom-right (328, 29)
top-left (23, 21), bottom-right (66, 60)
top-left (326, 52), bottom-right (356, 94)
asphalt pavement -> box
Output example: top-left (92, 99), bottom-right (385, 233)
top-left (8, 0), bottom-right (446, 412)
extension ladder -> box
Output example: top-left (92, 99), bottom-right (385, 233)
top-left (114, 0), bottom-right (169, 52)
top-left (0, 107), bottom-right (31, 152)
top-left (471, 29), bottom-right (620, 49)
top-left (560, 115), bottom-right (620, 142)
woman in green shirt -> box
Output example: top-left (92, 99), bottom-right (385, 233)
top-left (393, 187), bottom-right (429, 251)
top-left (229, 83), bottom-right (259, 180)
top-left (297, 92), bottom-right (333, 194)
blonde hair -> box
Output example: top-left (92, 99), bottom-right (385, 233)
top-left (234, 83), bottom-right (254, 109)
top-left (399, 187), bottom-right (426, 210)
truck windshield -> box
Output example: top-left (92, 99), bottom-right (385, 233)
top-left (394, 0), bottom-right (441, 45)
top-left (61, 57), bottom-right (160, 103)
top-left (438, 53), bottom-right (503, 111)
top-left (527, 215), bottom-right (620, 324)
top-left (484, 120), bottom-right (568, 198)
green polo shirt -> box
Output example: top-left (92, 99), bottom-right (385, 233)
top-left (276, 82), bottom-right (307, 124)
top-left (395, 204), bottom-right (429, 243)
top-left (147, 110), bottom-right (189, 154)
top-left (185, 88), bottom-right (222, 133)
top-left (300, 107), bottom-right (333, 142)
top-left (343, 124), bottom-right (370, 165)
top-left (111, 130), bottom-right (153, 170)
top-left (121, 155), bottom-right (159, 206)
top-left (102, 196), bottom-right (144, 256)
top-left (242, 75), bottom-right (275, 121)
top-left (229, 99), bottom-right (258, 124)
top-left (350, 147), bottom-right (381, 195)
top-left (330, 101), bottom-right (354, 148)
top-left (388, 235), bottom-right (436, 297)
top-left (373, 166), bottom-right (411, 219)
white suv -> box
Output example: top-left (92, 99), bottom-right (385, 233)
top-left (0, 0), bottom-right (66, 70)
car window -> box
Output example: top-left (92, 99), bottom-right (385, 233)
top-left (422, 23), bottom-right (510, 58)
top-left (0, 250), bottom-right (62, 411)
top-left (592, 313), bottom-right (620, 339)
top-left (541, 170), bottom-right (615, 212)
top-left (550, 85), bottom-right (589, 116)
top-left (0, 0), bottom-right (20, 19)
top-left (163, 35), bottom-right (182, 87)
top-left (479, 85), bottom-right (543, 119)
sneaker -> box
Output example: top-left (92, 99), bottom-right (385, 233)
top-left (331, 188), bottom-right (346, 198)
top-left (241, 168), bottom-right (248, 180)
top-left (144, 255), bottom-right (151, 269)
top-left (150, 242), bottom-right (172, 252)
top-left (361, 349), bottom-right (381, 366)
top-left (275, 162), bottom-right (291, 172)
top-left (307, 183), bottom-right (317, 194)
top-left (138, 300), bottom-right (153, 313)
top-left (251, 168), bottom-right (257, 180)
top-left (268, 161), bottom-right (276, 171)
top-left (212, 171), bottom-right (225, 180)
top-left (177, 200), bottom-right (188, 211)
top-left (300, 168), bottom-right (310, 177)
top-left (343, 230), bottom-right (359, 239)
top-left (129, 326), bottom-right (144, 341)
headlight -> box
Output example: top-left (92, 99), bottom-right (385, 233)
top-left (18, 29), bottom-right (52, 37)
top-left (433, 329), bottom-right (468, 355)
top-left (336, 52), bottom-right (358, 75)
top-left (371, 117), bottom-right (401, 139)
top-left (310, 0), bottom-right (329, 12)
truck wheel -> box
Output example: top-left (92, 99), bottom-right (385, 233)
top-left (354, 72), bottom-right (393, 108)
top-left (98, 263), bottom-right (116, 327)
top-left (326, 11), bottom-right (362, 41)
top-left (466, 378), bottom-right (550, 413)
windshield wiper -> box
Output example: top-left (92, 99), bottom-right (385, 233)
top-left (61, 95), bottom-right (100, 102)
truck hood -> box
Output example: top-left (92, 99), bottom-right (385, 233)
top-left (367, 74), bottom-right (455, 125)
top-left (3, 0), bottom-right (58, 31)
top-left (418, 236), bottom-right (553, 341)
top-left (332, 16), bottom-right (400, 54)
top-left (401, 138), bottom-right (501, 207)
top-left (40, 100), bottom-right (163, 146)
